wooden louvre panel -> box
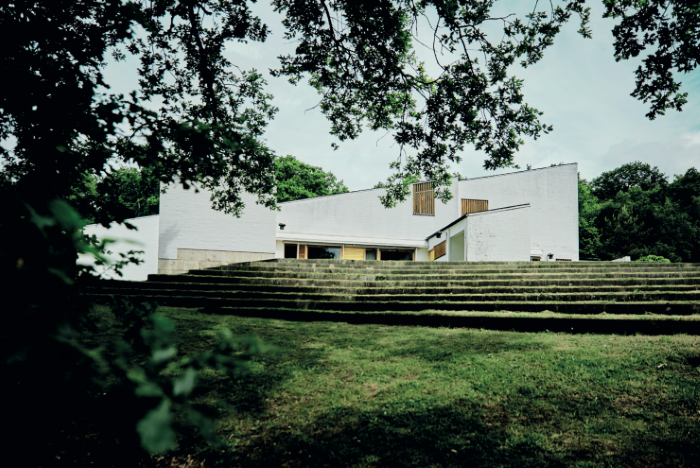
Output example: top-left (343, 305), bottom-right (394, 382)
top-left (344, 247), bottom-right (365, 261)
top-left (461, 199), bottom-right (488, 215)
top-left (298, 244), bottom-right (307, 259)
top-left (429, 240), bottom-right (447, 261)
top-left (413, 182), bottom-right (435, 216)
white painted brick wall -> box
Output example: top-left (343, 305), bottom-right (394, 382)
top-left (158, 183), bottom-right (276, 259)
top-left (277, 183), bottom-right (460, 245)
top-left (465, 206), bottom-right (530, 262)
top-left (275, 240), bottom-right (285, 259)
top-left (79, 215), bottom-right (160, 281)
top-left (458, 164), bottom-right (578, 261)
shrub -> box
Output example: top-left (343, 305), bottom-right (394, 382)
top-left (634, 255), bottom-right (671, 263)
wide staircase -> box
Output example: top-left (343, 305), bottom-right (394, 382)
top-left (88, 259), bottom-right (700, 333)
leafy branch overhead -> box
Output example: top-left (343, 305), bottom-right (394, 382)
top-left (272, 0), bottom-right (595, 203)
top-left (2, 1), bottom-right (696, 214)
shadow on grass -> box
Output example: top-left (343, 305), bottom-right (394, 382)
top-left (210, 402), bottom-right (700, 468)
top-left (227, 405), bottom-right (568, 468)
top-left (386, 331), bottom-right (551, 362)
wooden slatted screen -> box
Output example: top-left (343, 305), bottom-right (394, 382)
top-left (413, 182), bottom-right (435, 216)
top-left (461, 199), bottom-right (488, 215)
top-left (344, 247), bottom-right (365, 261)
top-left (429, 241), bottom-right (447, 261)
top-left (298, 244), bottom-right (306, 259)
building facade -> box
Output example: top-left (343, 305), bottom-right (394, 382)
top-left (82, 163), bottom-right (579, 280)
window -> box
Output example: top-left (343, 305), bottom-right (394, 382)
top-left (307, 246), bottom-right (341, 259)
top-left (461, 199), bottom-right (488, 215)
top-left (284, 243), bottom-right (298, 259)
top-left (380, 249), bottom-right (414, 261)
top-left (413, 182), bottom-right (435, 216)
top-left (365, 249), bottom-right (377, 261)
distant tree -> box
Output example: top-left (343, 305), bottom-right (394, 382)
top-left (102, 167), bottom-right (160, 218)
top-left (590, 161), bottom-right (668, 201)
top-left (594, 184), bottom-right (695, 262)
top-left (586, 164), bottom-right (700, 262)
top-left (578, 177), bottom-right (602, 258)
top-left (668, 167), bottom-right (700, 207)
top-left (69, 167), bottom-right (160, 223)
top-left (275, 155), bottom-right (349, 202)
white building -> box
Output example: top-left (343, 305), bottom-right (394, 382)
top-left (83, 163), bottom-right (579, 280)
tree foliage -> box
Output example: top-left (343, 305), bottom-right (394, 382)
top-left (603, 0), bottom-right (698, 120)
top-left (69, 167), bottom-right (161, 223)
top-left (578, 176), bottom-right (602, 258)
top-left (590, 161), bottom-right (668, 200)
top-left (275, 155), bottom-right (349, 202)
top-left (583, 165), bottom-right (700, 262)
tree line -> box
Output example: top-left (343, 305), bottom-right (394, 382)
top-left (579, 162), bottom-right (700, 262)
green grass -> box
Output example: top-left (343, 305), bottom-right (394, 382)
top-left (89, 306), bottom-right (700, 467)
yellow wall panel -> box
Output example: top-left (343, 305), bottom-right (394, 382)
top-left (344, 247), bottom-right (365, 261)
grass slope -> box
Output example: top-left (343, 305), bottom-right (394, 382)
top-left (90, 306), bottom-right (700, 467)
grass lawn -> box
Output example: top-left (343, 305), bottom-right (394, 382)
top-left (90, 306), bottom-right (700, 467)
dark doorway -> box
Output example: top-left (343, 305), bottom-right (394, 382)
top-left (284, 244), bottom-right (298, 259)
top-left (380, 250), bottom-right (414, 261)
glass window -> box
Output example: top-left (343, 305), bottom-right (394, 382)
top-left (365, 249), bottom-right (377, 261)
top-left (284, 244), bottom-right (298, 259)
top-left (308, 246), bottom-right (341, 259)
top-left (380, 250), bottom-right (413, 261)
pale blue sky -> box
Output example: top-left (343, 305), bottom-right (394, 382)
top-left (104, 1), bottom-right (700, 190)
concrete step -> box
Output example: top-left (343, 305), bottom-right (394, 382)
top-left (177, 270), bottom-right (700, 282)
top-left (216, 262), bottom-right (700, 274)
top-left (228, 259), bottom-right (700, 270)
top-left (146, 274), bottom-right (700, 288)
top-left (197, 265), bottom-right (700, 277)
top-left (197, 306), bottom-right (700, 335)
top-left (100, 280), bottom-right (700, 295)
top-left (85, 294), bottom-right (700, 315)
top-left (90, 287), bottom-right (700, 303)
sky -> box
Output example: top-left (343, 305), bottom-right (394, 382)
top-left (105, 1), bottom-right (700, 191)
